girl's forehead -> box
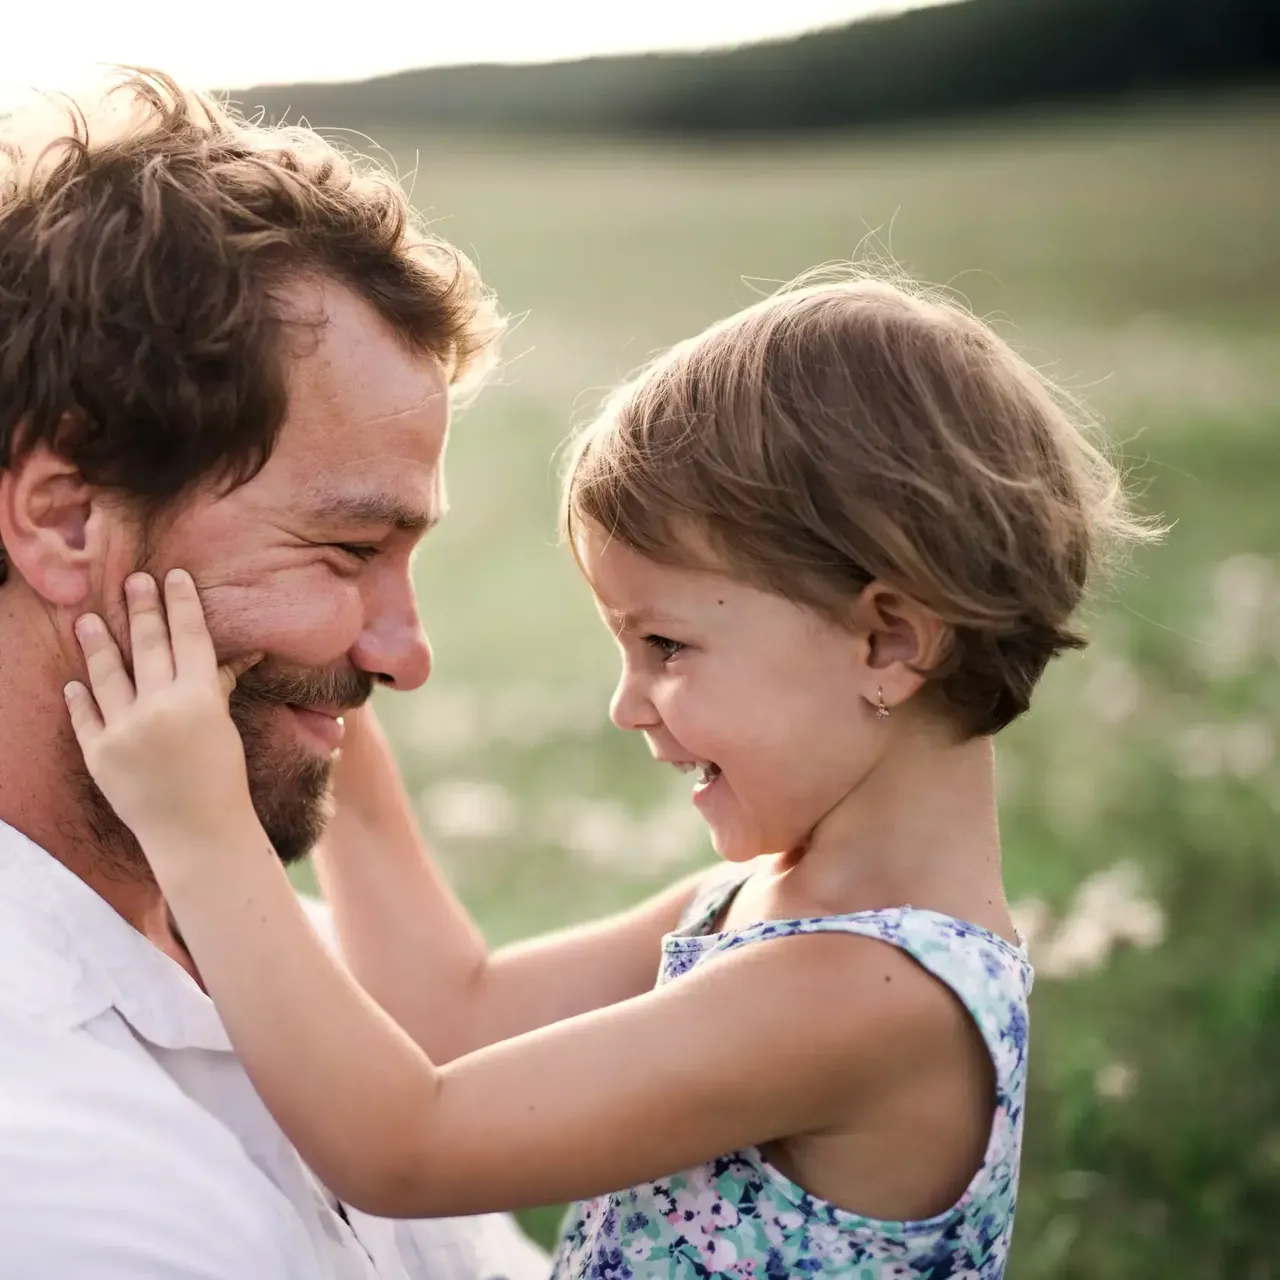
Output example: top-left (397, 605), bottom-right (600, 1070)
top-left (574, 527), bottom-right (655, 588)
top-left (580, 536), bottom-right (722, 601)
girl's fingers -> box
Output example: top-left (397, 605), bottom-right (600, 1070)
top-left (63, 680), bottom-right (104, 746)
top-left (74, 614), bottom-right (135, 720)
top-left (125, 573), bottom-right (176, 695)
top-left (218, 651), bottom-right (264, 700)
top-left (163, 569), bottom-right (219, 682)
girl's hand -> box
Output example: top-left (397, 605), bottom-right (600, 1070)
top-left (64, 569), bottom-right (261, 851)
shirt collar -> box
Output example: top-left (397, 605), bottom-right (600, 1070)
top-left (0, 818), bottom-right (233, 1052)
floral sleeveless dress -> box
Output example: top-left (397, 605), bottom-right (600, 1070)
top-left (552, 872), bottom-right (1033, 1279)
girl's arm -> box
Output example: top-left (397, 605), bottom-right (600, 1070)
top-left (316, 708), bottom-right (706, 1061)
top-left (64, 571), bottom-right (946, 1219)
top-left (148, 824), bottom-right (929, 1218)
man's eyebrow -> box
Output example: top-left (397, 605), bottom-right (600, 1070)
top-left (305, 489), bottom-right (443, 535)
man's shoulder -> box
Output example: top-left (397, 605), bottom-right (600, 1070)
top-left (0, 1003), bottom-right (259, 1180)
top-left (0, 1007), bottom-right (307, 1278)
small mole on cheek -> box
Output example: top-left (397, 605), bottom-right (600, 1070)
top-left (718, 599), bottom-right (724, 606)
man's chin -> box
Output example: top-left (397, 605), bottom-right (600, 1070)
top-left (244, 749), bottom-right (335, 866)
top-left (230, 704), bottom-right (337, 866)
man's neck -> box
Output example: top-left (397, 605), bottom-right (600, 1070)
top-left (0, 677), bottom-right (200, 979)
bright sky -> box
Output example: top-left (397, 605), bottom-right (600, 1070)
top-left (2, 0), bottom-right (948, 99)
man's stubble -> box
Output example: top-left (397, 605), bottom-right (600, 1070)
top-left (73, 650), bottom-right (374, 882)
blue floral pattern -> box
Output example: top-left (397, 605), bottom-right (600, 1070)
top-left (553, 873), bottom-right (1033, 1279)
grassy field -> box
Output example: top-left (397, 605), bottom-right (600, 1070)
top-left (291, 92), bottom-right (1280, 1275)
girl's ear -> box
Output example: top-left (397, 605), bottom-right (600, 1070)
top-left (851, 581), bottom-right (950, 710)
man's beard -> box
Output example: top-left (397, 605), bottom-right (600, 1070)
top-left (76, 658), bottom-right (374, 879)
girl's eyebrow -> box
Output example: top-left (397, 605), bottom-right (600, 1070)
top-left (605, 607), bottom-right (686, 634)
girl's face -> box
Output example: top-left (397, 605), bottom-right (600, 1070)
top-left (578, 527), bottom-right (887, 863)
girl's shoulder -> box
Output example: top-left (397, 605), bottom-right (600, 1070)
top-left (664, 896), bottom-right (1032, 1077)
top-left (671, 864), bottom-right (1029, 988)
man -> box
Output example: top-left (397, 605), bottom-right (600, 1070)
top-left (0, 68), bottom-right (547, 1278)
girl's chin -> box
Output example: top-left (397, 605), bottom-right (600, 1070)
top-left (706, 828), bottom-right (774, 864)
top-left (695, 780), bottom-right (796, 863)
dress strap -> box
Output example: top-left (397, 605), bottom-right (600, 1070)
top-left (670, 865), bottom-right (752, 937)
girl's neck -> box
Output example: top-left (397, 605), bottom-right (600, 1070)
top-left (776, 729), bottom-right (1009, 936)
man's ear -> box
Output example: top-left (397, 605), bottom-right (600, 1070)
top-left (0, 442), bottom-right (113, 606)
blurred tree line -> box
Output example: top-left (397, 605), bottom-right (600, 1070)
top-left (238, 0), bottom-right (1279, 133)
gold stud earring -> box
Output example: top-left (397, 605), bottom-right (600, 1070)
top-left (875, 688), bottom-right (890, 722)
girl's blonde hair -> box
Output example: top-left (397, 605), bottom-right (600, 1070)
top-left (563, 273), bottom-right (1158, 737)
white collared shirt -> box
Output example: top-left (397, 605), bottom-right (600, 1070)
top-left (0, 819), bottom-right (549, 1280)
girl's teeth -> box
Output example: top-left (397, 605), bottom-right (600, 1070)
top-left (670, 761), bottom-right (720, 784)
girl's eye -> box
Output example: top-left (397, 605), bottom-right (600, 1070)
top-left (643, 634), bottom-right (685, 662)
top-left (333, 543), bottom-right (379, 563)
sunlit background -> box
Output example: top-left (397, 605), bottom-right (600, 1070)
top-left (0, 0), bottom-right (949, 96)
top-left (7, 2), bottom-right (1278, 1275)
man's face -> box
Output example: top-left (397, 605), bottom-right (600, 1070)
top-left (109, 281), bottom-right (449, 863)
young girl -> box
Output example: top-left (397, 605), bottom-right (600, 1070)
top-left (65, 275), bottom-right (1154, 1279)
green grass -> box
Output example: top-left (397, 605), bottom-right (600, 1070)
top-left (293, 92), bottom-right (1280, 1275)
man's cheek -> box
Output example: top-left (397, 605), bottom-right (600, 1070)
top-left (196, 585), bottom-right (276, 661)
top-left (200, 576), bottom-right (363, 667)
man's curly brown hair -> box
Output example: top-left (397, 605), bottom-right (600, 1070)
top-left (0, 67), bottom-right (502, 585)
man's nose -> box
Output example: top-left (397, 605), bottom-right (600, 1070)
top-left (350, 577), bottom-right (433, 692)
